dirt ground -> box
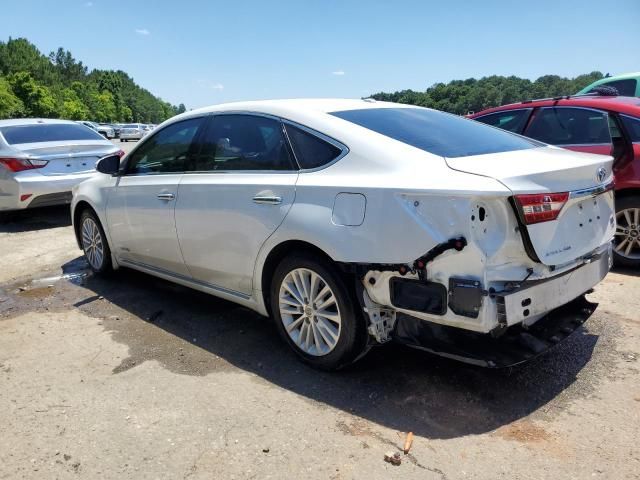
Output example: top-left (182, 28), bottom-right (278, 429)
top-left (1, 202), bottom-right (639, 480)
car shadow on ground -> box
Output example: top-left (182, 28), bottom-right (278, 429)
top-left (0, 206), bottom-right (71, 233)
top-left (612, 265), bottom-right (640, 277)
top-left (64, 257), bottom-right (598, 441)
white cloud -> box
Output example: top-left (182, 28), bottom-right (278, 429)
top-left (135, 28), bottom-right (150, 36)
top-left (197, 79), bottom-right (224, 91)
top-left (331, 70), bottom-right (345, 76)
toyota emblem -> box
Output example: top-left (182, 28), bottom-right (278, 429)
top-left (597, 167), bottom-right (607, 183)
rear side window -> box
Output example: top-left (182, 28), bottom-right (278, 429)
top-left (525, 107), bottom-right (611, 145)
top-left (590, 79), bottom-right (637, 96)
top-left (0, 123), bottom-right (105, 144)
top-left (620, 115), bottom-right (640, 142)
top-left (330, 108), bottom-right (540, 158)
top-left (125, 117), bottom-right (204, 174)
top-left (284, 124), bottom-right (342, 169)
top-left (474, 109), bottom-right (532, 133)
top-left (191, 114), bottom-right (295, 171)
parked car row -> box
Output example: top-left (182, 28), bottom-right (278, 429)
top-left (75, 121), bottom-right (156, 140)
top-left (0, 89), bottom-right (634, 371)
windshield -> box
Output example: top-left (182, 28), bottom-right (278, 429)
top-left (123, 124), bottom-right (139, 128)
top-left (0, 123), bottom-right (106, 144)
top-left (331, 107), bottom-right (542, 158)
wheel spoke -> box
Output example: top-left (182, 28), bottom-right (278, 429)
top-left (285, 315), bottom-right (305, 333)
top-left (634, 208), bottom-right (639, 227)
top-left (283, 282), bottom-right (304, 305)
top-left (625, 239), bottom-right (635, 256)
top-left (316, 317), bottom-right (339, 343)
top-left (315, 294), bottom-right (336, 311)
top-left (615, 238), bottom-right (629, 252)
top-left (311, 321), bottom-right (324, 353)
top-left (316, 309), bottom-right (340, 323)
top-left (280, 296), bottom-right (302, 307)
top-left (291, 272), bottom-right (307, 303)
top-left (623, 209), bottom-right (633, 226)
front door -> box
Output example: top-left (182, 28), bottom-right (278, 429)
top-left (175, 114), bottom-right (298, 295)
top-left (106, 116), bottom-right (206, 276)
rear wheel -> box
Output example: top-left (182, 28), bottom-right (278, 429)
top-left (270, 253), bottom-right (367, 370)
top-left (614, 195), bottom-right (640, 268)
top-left (80, 210), bottom-right (112, 273)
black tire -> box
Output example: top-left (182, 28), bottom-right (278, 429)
top-left (613, 195), bottom-right (640, 268)
top-left (0, 211), bottom-right (15, 223)
top-left (270, 253), bottom-right (367, 370)
top-left (79, 209), bottom-right (113, 274)
top-left (120, 139), bottom-right (123, 142)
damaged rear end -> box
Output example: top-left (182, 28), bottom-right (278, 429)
top-left (361, 147), bottom-right (614, 367)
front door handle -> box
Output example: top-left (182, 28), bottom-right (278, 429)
top-left (253, 195), bottom-right (282, 205)
top-left (157, 192), bottom-right (175, 201)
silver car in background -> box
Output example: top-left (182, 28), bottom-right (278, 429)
top-left (119, 123), bottom-right (146, 142)
top-left (0, 119), bottom-right (120, 213)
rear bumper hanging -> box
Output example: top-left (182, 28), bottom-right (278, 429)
top-left (393, 295), bottom-right (597, 368)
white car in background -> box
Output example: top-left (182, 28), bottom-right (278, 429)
top-left (71, 99), bottom-right (614, 370)
top-left (119, 123), bottom-right (147, 142)
top-left (77, 120), bottom-right (115, 139)
top-left (0, 119), bottom-right (121, 213)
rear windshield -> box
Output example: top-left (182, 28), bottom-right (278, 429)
top-left (330, 107), bottom-right (541, 158)
top-left (0, 123), bottom-right (105, 145)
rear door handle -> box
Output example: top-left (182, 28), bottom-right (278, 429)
top-left (252, 195), bottom-right (282, 205)
top-left (157, 193), bottom-right (175, 201)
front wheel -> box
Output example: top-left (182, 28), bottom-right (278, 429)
top-left (80, 210), bottom-right (112, 273)
top-left (614, 196), bottom-right (640, 268)
top-left (270, 253), bottom-right (367, 370)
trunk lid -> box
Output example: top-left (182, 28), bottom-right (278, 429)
top-left (15, 141), bottom-right (117, 176)
top-left (446, 146), bottom-right (615, 266)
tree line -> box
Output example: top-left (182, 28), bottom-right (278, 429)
top-left (0, 37), bottom-right (186, 123)
top-left (368, 72), bottom-right (605, 115)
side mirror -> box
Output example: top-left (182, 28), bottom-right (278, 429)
top-left (96, 154), bottom-right (121, 175)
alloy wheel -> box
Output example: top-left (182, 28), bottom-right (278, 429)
top-left (278, 268), bottom-right (342, 356)
top-left (615, 208), bottom-right (640, 260)
top-left (82, 217), bottom-right (105, 270)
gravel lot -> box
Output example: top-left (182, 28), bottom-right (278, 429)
top-left (0, 157), bottom-right (639, 478)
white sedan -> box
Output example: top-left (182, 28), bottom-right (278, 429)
top-left (71, 99), bottom-right (615, 370)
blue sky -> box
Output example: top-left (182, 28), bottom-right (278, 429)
top-left (2, 0), bottom-right (639, 109)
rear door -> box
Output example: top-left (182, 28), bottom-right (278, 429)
top-left (175, 113), bottom-right (298, 295)
top-left (106, 117), bottom-right (206, 276)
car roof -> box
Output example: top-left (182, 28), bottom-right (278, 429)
top-left (0, 118), bottom-right (82, 127)
top-left (187, 98), bottom-right (410, 116)
top-left (471, 95), bottom-right (640, 118)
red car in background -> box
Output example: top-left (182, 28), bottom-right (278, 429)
top-left (470, 95), bottom-right (640, 267)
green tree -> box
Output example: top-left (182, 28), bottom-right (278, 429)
top-left (0, 76), bottom-right (25, 117)
top-left (60, 87), bottom-right (89, 119)
top-left (8, 71), bottom-right (58, 117)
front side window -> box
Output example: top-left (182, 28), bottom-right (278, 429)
top-left (474, 109), bottom-right (532, 133)
top-left (125, 117), bottom-right (204, 175)
top-left (0, 123), bottom-right (105, 144)
top-left (284, 124), bottom-right (343, 169)
top-left (331, 107), bottom-right (540, 158)
top-left (525, 107), bottom-right (611, 146)
top-left (620, 114), bottom-right (640, 142)
top-left (190, 114), bottom-right (295, 171)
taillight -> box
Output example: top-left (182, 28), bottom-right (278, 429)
top-left (515, 192), bottom-right (569, 225)
top-left (0, 157), bottom-right (48, 172)
top-left (116, 149), bottom-right (125, 158)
